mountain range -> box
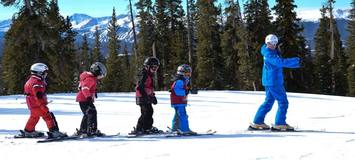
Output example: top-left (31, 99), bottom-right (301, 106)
top-left (0, 9), bottom-right (351, 56)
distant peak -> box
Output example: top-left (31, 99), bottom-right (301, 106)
top-left (297, 8), bottom-right (350, 22)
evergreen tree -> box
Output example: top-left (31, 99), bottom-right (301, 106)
top-left (327, 0), bottom-right (347, 96)
top-left (300, 42), bottom-right (316, 93)
top-left (46, 0), bottom-right (77, 92)
top-left (272, 0), bottom-right (308, 92)
top-left (135, 0), bottom-right (155, 66)
top-left (186, 0), bottom-right (197, 64)
top-left (92, 26), bottom-right (104, 63)
top-left (234, 0), bottom-right (258, 90)
top-left (153, 0), bottom-right (171, 89)
top-left (243, 0), bottom-right (273, 90)
top-left (195, 0), bottom-right (223, 89)
top-left (102, 8), bottom-right (122, 92)
top-left (314, 6), bottom-right (332, 94)
top-left (1, 2), bottom-right (49, 94)
top-left (334, 40), bottom-right (348, 96)
top-left (221, 0), bottom-right (240, 89)
top-left (61, 16), bottom-right (78, 92)
top-left (186, 0), bottom-right (198, 85)
top-left (347, 0), bottom-right (355, 96)
top-left (79, 34), bottom-right (90, 72)
top-left (167, 0), bottom-right (188, 88)
top-left (1, 0), bottom-right (79, 93)
top-left (121, 44), bottom-right (132, 91)
top-left (313, 2), bottom-right (348, 96)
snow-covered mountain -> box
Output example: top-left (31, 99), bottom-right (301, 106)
top-left (0, 9), bottom-right (351, 55)
top-left (68, 13), bottom-right (137, 44)
top-left (297, 8), bottom-right (350, 22)
top-left (0, 14), bottom-right (137, 56)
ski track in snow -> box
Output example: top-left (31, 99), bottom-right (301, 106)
top-left (1, 91), bottom-right (355, 160)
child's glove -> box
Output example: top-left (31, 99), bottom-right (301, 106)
top-left (86, 96), bottom-right (94, 102)
top-left (190, 87), bottom-right (198, 94)
top-left (151, 96), bottom-right (158, 105)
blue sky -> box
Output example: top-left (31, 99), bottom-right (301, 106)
top-left (0, 0), bottom-right (352, 20)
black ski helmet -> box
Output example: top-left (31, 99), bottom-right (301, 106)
top-left (144, 57), bottom-right (160, 67)
top-left (90, 62), bottom-right (107, 77)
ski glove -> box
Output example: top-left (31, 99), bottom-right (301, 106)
top-left (86, 96), bottom-right (94, 102)
top-left (151, 96), bottom-right (158, 105)
top-left (36, 91), bottom-right (44, 99)
top-left (190, 87), bottom-right (198, 94)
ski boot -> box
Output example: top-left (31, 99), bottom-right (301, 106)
top-left (146, 126), bottom-right (164, 134)
top-left (73, 128), bottom-right (86, 136)
top-left (178, 130), bottom-right (197, 136)
top-left (248, 123), bottom-right (271, 130)
top-left (16, 130), bottom-right (45, 138)
top-left (88, 129), bottom-right (105, 137)
top-left (86, 127), bottom-right (105, 137)
top-left (271, 124), bottom-right (295, 131)
top-left (47, 131), bottom-right (68, 139)
top-left (129, 127), bottom-right (145, 135)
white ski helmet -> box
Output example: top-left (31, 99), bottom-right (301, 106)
top-left (265, 34), bottom-right (278, 45)
top-left (177, 64), bottom-right (192, 76)
top-left (30, 63), bottom-right (48, 77)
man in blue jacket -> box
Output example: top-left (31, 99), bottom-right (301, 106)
top-left (249, 34), bottom-right (300, 131)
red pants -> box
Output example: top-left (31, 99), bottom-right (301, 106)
top-left (25, 107), bottom-right (55, 132)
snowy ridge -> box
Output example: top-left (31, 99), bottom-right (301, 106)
top-left (68, 13), bottom-right (136, 43)
top-left (1, 91), bottom-right (355, 160)
top-left (298, 8), bottom-right (350, 22)
top-left (0, 19), bottom-right (10, 32)
top-left (0, 13), bottom-right (137, 44)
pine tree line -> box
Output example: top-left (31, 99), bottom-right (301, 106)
top-left (1, 0), bottom-right (354, 97)
top-left (0, 0), bottom-right (132, 94)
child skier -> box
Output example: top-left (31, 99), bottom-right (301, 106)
top-left (21, 63), bottom-right (67, 138)
top-left (249, 34), bottom-right (301, 131)
top-left (130, 57), bottom-right (161, 135)
top-left (75, 62), bottom-right (107, 137)
top-left (170, 64), bottom-right (196, 135)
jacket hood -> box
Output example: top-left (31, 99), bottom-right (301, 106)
top-left (80, 71), bottom-right (96, 81)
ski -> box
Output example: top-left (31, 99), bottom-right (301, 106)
top-left (165, 130), bottom-right (217, 138)
top-left (37, 135), bottom-right (80, 143)
top-left (126, 131), bottom-right (171, 138)
top-left (270, 126), bottom-right (296, 132)
top-left (37, 133), bottom-right (120, 143)
top-left (246, 128), bottom-right (328, 133)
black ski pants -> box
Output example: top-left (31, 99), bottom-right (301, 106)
top-left (79, 101), bottom-right (97, 133)
top-left (136, 103), bottom-right (154, 131)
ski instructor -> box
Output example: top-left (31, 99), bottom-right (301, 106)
top-left (249, 34), bottom-right (301, 131)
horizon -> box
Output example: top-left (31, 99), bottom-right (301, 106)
top-left (0, 0), bottom-right (352, 20)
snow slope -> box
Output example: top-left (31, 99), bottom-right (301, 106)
top-left (0, 91), bottom-right (355, 160)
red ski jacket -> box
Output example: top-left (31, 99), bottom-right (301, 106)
top-left (24, 75), bottom-right (48, 112)
top-left (135, 68), bottom-right (155, 97)
top-left (76, 71), bottom-right (97, 102)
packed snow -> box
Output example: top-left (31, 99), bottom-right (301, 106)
top-left (0, 91), bottom-right (355, 160)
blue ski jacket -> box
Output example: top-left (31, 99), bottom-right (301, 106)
top-left (261, 44), bottom-right (300, 86)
